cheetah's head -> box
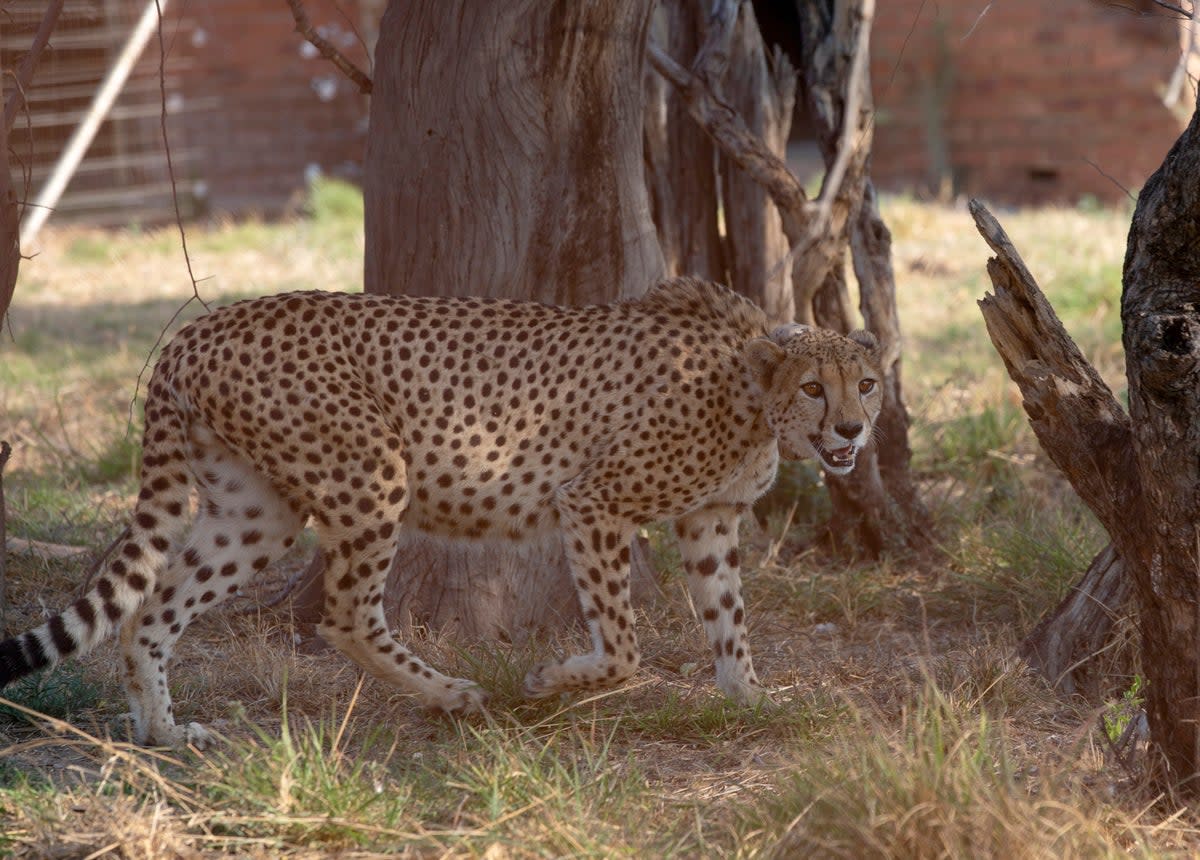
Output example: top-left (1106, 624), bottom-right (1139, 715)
top-left (744, 324), bottom-right (883, 475)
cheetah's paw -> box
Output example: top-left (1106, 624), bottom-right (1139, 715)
top-left (138, 720), bottom-right (219, 750)
top-left (424, 679), bottom-right (488, 717)
top-left (719, 678), bottom-right (776, 710)
top-left (521, 661), bottom-right (566, 699)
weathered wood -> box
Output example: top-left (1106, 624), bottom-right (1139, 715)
top-left (647, 2), bottom-right (834, 326)
top-left (974, 83), bottom-right (1200, 784)
top-left (973, 200), bottom-right (1137, 529)
top-left (643, 1), bottom-right (724, 282)
top-left (973, 199), bottom-right (1140, 697)
top-left (1119, 92), bottom-right (1200, 783)
top-left (365, 0), bottom-right (662, 307)
top-left (719, 3), bottom-right (795, 327)
top-left (1019, 543), bottom-right (1129, 697)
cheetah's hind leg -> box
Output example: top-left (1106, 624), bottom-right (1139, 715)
top-left (119, 426), bottom-right (304, 748)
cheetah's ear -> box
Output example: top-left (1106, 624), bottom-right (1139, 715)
top-left (744, 338), bottom-right (787, 392)
top-left (848, 329), bottom-right (880, 357)
top-left (769, 322), bottom-right (812, 345)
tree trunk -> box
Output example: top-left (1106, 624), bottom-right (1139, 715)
top-left (643, 1), bottom-right (724, 284)
top-left (718, 2), bottom-right (795, 327)
top-left (642, 0), bottom-right (795, 328)
top-left (1119, 97), bottom-right (1200, 785)
top-left (975, 201), bottom-right (1141, 702)
top-left (974, 82), bottom-right (1200, 783)
top-left (295, 0), bottom-right (665, 641)
top-left (371, 0), bottom-right (664, 640)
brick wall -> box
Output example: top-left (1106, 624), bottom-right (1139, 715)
top-left (871, 0), bottom-right (1186, 204)
top-left (167, 0), bottom-right (372, 217)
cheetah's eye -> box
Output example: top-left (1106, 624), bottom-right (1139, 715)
top-left (859, 379), bottom-right (877, 394)
top-left (800, 382), bottom-right (824, 398)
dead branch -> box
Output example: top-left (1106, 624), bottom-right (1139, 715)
top-left (646, 40), bottom-right (807, 220)
top-left (812, 0), bottom-right (873, 233)
top-left (2, 0), bottom-right (66, 135)
top-left (648, 0), bottom-right (875, 325)
top-left (286, 0), bottom-right (374, 95)
top-left (0, 0), bottom-right (64, 324)
top-left (973, 199), bottom-right (1136, 522)
top-left (973, 198), bottom-right (1141, 694)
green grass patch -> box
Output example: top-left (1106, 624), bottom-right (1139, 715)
top-left (0, 665), bottom-right (104, 726)
top-left (943, 506), bottom-right (1103, 627)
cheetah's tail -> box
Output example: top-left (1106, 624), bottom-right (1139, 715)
top-left (0, 379), bottom-right (193, 688)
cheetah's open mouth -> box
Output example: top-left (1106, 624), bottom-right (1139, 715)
top-left (811, 437), bottom-right (857, 471)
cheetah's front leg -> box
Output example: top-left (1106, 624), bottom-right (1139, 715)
top-left (523, 496), bottom-right (640, 698)
top-left (675, 506), bottom-right (768, 706)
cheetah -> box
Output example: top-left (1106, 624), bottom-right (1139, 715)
top-left (0, 277), bottom-right (882, 747)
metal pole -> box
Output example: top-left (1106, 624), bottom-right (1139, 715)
top-left (20, 0), bottom-right (170, 248)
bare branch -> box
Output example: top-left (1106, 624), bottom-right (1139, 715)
top-left (813, 0), bottom-right (874, 233)
top-left (2, 0), bottom-right (66, 135)
top-left (648, 32), bottom-right (834, 323)
top-left (286, 0), bottom-right (374, 95)
top-left (649, 0), bottom-right (881, 325)
top-left (1146, 0), bottom-right (1193, 18)
top-left (647, 41), bottom-right (808, 215)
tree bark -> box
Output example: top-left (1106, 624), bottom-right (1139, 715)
top-left (974, 92), bottom-right (1200, 782)
top-left (642, 0), bottom-right (795, 327)
top-left (1020, 543), bottom-right (1130, 698)
top-left (718, 3), bottom-right (795, 327)
top-left (1119, 96), bottom-right (1200, 785)
top-left (974, 201), bottom-right (1141, 697)
top-left (643, 1), bottom-right (724, 283)
top-left (323, 0), bottom-right (663, 641)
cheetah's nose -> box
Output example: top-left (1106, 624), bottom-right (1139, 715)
top-left (834, 421), bottom-right (863, 440)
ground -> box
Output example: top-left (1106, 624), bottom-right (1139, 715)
top-left (0, 186), bottom-right (1188, 857)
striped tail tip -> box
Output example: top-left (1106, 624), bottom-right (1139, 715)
top-left (0, 634), bottom-right (47, 688)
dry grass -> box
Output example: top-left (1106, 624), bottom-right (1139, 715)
top-left (1, 189), bottom-right (1194, 857)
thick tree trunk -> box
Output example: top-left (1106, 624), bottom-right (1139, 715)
top-left (294, 0), bottom-right (665, 641)
top-left (1119, 99), bottom-right (1200, 784)
top-left (372, 0), bottom-right (664, 640)
top-left (974, 85), bottom-right (1200, 783)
